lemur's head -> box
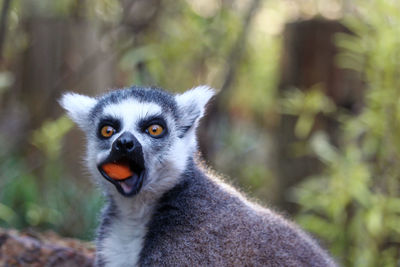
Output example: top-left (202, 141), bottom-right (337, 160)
top-left (60, 86), bottom-right (214, 198)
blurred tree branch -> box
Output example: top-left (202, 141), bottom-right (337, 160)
top-left (219, 0), bottom-right (261, 97)
top-left (199, 0), bottom-right (262, 159)
top-left (71, 0), bottom-right (87, 19)
top-left (0, 0), bottom-right (12, 62)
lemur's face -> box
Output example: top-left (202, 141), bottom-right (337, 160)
top-left (91, 96), bottom-right (177, 197)
top-left (60, 86), bottom-right (214, 198)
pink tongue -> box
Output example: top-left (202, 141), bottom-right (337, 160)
top-left (120, 182), bottom-right (133, 193)
top-left (119, 174), bottom-right (137, 194)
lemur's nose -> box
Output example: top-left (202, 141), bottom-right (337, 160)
top-left (114, 132), bottom-right (135, 153)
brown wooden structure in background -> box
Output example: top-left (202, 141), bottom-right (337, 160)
top-left (275, 18), bottom-right (364, 212)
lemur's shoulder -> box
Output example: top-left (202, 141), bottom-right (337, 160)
top-left (140, 160), bottom-right (336, 267)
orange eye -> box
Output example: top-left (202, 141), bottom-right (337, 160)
top-left (100, 125), bottom-right (115, 138)
top-left (147, 124), bottom-right (164, 137)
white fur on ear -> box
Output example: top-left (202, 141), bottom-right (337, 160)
top-left (175, 85), bottom-right (215, 137)
top-left (59, 92), bottom-right (97, 129)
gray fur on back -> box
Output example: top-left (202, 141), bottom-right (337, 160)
top-left (139, 159), bottom-right (336, 267)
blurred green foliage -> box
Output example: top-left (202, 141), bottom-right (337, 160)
top-left (0, 0), bottom-right (399, 265)
top-left (291, 0), bottom-right (400, 266)
top-left (121, 1), bottom-right (242, 91)
top-left (0, 117), bottom-right (103, 240)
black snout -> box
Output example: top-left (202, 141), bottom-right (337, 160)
top-left (100, 131), bottom-right (145, 197)
top-left (114, 132), bottom-right (135, 153)
top-left (110, 132), bottom-right (145, 169)
top-left (106, 132), bottom-right (144, 169)
top-left (112, 131), bottom-right (140, 155)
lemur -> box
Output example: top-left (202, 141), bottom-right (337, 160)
top-left (60, 86), bottom-right (336, 267)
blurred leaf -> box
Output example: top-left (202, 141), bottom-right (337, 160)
top-left (0, 72), bottom-right (14, 94)
top-left (310, 132), bottom-right (338, 164)
top-left (31, 116), bottom-right (73, 158)
top-left (280, 86), bottom-right (336, 138)
top-left (0, 203), bottom-right (15, 225)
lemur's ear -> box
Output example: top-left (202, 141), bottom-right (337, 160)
top-left (59, 92), bottom-right (97, 130)
top-left (175, 86), bottom-right (215, 137)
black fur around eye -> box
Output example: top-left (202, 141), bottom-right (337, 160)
top-left (139, 117), bottom-right (168, 139)
top-left (97, 118), bottom-right (121, 139)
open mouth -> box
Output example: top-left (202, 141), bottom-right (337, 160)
top-left (98, 157), bottom-right (145, 197)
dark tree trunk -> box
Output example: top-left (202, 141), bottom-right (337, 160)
top-left (16, 18), bottom-right (116, 129)
top-left (0, 17), bottom-right (116, 184)
top-left (279, 19), bottom-right (363, 109)
top-left (275, 18), bottom-right (364, 213)
top-left (0, 0), bottom-right (12, 62)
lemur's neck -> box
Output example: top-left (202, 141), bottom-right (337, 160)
top-left (97, 191), bottom-right (158, 267)
top-left (96, 158), bottom-right (197, 267)
top-left (102, 156), bottom-right (198, 237)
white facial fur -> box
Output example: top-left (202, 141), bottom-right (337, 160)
top-left (88, 98), bottom-right (182, 198)
top-left (60, 86), bottom-right (215, 199)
